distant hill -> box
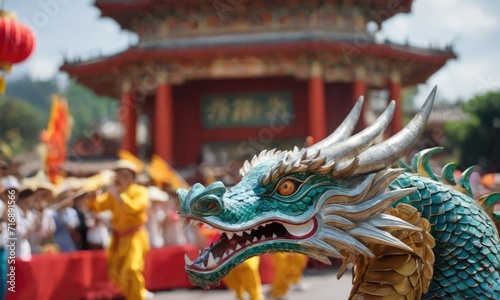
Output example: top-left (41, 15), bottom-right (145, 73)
top-left (6, 77), bottom-right (57, 113)
top-left (1, 76), bottom-right (118, 156)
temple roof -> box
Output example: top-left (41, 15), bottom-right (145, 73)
top-left (64, 30), bottom-right (454, 64)
top-left (95, 0), bottom-right (413, 31)
top-left (137, 31), bottom-right (374, 49)
top-left (61, 31), bottom-right (455, 97)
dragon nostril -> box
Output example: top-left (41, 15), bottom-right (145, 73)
top-left (190, 195), bottom-right (223, 216)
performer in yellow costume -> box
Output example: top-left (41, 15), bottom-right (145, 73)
top-left (88, 160), bottom-right (150, 300)
top-left (267, 253), bottom-right (308, 299)
top-left (222, 256), bottom-right (263, 300)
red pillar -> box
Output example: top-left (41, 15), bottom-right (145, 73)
top-left (308, 61), bottom-right (327, 142)
top-left (388, 79), bottom-right (402, 135)
top-left (119, 81), bottom-right (137, 155)
top-left (155, 81), bottom-right (174, 162)
top-left (352, 79), bottom-right (367, 131)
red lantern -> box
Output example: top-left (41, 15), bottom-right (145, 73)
top-left (0, 10), bottom-right (36, 93)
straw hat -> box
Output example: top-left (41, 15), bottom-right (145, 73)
top-left (20, 180), bottom-right (37, 193)
top-left (114, 160), bottom-right (140, 174)
top-left (147, 186), bottom-right (169, 202)
top-left (22, 171), bottom-right (55, 195)
top-left (55, 177), bottom-right (84, 197)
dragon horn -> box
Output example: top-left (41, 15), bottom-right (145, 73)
top-left (348, 86), bottom-right (437, 176)
top-left (307, 96), bottom-right (364, 154)
top-left (321, 100), bottom-right (395, 162)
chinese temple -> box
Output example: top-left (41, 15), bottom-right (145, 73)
top-left (61, 0), bottom-right (456, 168)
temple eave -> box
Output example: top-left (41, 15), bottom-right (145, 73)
top-left (61, 40), bottom-right (455, 76)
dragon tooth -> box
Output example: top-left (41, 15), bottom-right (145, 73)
top-left (235, 231), bottom-right (243, 237)
top-left (215, 256), bottom-right (220, 264)
top-left (227, 232), bottom-right (235, 240)
top-left (283, 219), bottom-right (315, 237)
top-left (222, 252), bottom-right (227, 260)
top-left (208, 253), bottom-right (216, 268)
top-left (184, 253), bottom-right (193, 266)
top-left (245, 240), bottom-right (251, 246)
top-left (260, 235), bottom-right (266, 241)
top-left (218, 230), bottom-right (223, 235)
top-left (252, 236), bottom-right (258, 243)
top-left (235, 244), bottom-right (242, 250)
top-left (245, 230), bottom-right (252, 235)
top-left (272, 233), bottom-right (277, 238)
top-left (205, 224), bottom-right (213, 230)
top-left (228, 249), bottom-right (234, 255)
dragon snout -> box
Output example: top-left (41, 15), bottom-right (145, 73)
top-left (177, 181), bottom-right (226, 217)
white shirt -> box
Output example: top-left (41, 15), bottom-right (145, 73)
top-left (15, 205), bottom-right (35, 260)
top-left (40, 209), bottom-right (56, 236)
top-left (147, 207), bottom-right (166, 248)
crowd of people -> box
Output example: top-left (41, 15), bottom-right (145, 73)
top-left (0, 159), bottom-right (213, 300)
top-left (0, 168), bottom-right (205, 261)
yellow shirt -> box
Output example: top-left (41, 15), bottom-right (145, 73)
top-left (88, 183), bottom-right (149, 231)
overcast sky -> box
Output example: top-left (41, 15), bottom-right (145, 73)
top-left (6, 0), bottom-right (500, 104)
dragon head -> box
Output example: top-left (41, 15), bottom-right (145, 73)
top-left (177, 87), bottom-right (436, 288)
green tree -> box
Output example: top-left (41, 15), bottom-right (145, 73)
top-left (0, 96), bottom-right (46, 154)
top-left (445, 91), bottom-right (500, 173)
top-left (6, 76), bottom-right (58, 112)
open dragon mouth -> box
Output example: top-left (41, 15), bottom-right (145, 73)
top-left (184, 218), bottom-right (317, 272)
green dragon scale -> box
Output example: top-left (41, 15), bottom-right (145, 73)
top-left (177, 87), bottom-right (500, 299)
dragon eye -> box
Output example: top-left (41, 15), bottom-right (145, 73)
top-left (277, 179), bottom-right (298, 196)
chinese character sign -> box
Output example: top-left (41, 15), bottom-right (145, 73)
top-left (202, 92), bottom-right (294, 128)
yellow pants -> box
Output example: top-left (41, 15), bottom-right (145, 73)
top-left (107, 227), bottom-right (150, 300)
top-left (269, 253), bottom-right (308, 298)
top-left (222, 256), bottom-right (263, 300)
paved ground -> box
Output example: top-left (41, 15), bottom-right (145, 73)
top-left (152, 269), bottom-right (352, 299)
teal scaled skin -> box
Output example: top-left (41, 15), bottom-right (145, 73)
top-left (177, 149), bottom-right (500, 299)
top-left (392, 173), bottom-right (500, 299)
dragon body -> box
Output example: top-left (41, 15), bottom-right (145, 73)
top-left (391, 171), bottom-right (500, 298)
top-left (178, 87), bottom-right (500, 299)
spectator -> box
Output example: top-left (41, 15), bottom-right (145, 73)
top-left (29, 177), bottom-right (55, 254)
top-left (163, 190), bottom-right (188, 246)
top-left (47, 186), bottom-right (80, 253)
top-left (146, 186), bottom-right (168, 248)
top-left (86, 211), bottom-right (111, 250)
top-left (73, 194), bottom-right (90, 250)
top-left (15, 185), bottom-right (38, 260)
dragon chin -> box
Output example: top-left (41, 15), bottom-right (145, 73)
top-left (184, 218), bottom-right (318, 288)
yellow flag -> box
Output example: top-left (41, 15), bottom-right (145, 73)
top-left (118, 149), bottom-right (145, 173)
top-left (149, 154), bottom-right (190, 190)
